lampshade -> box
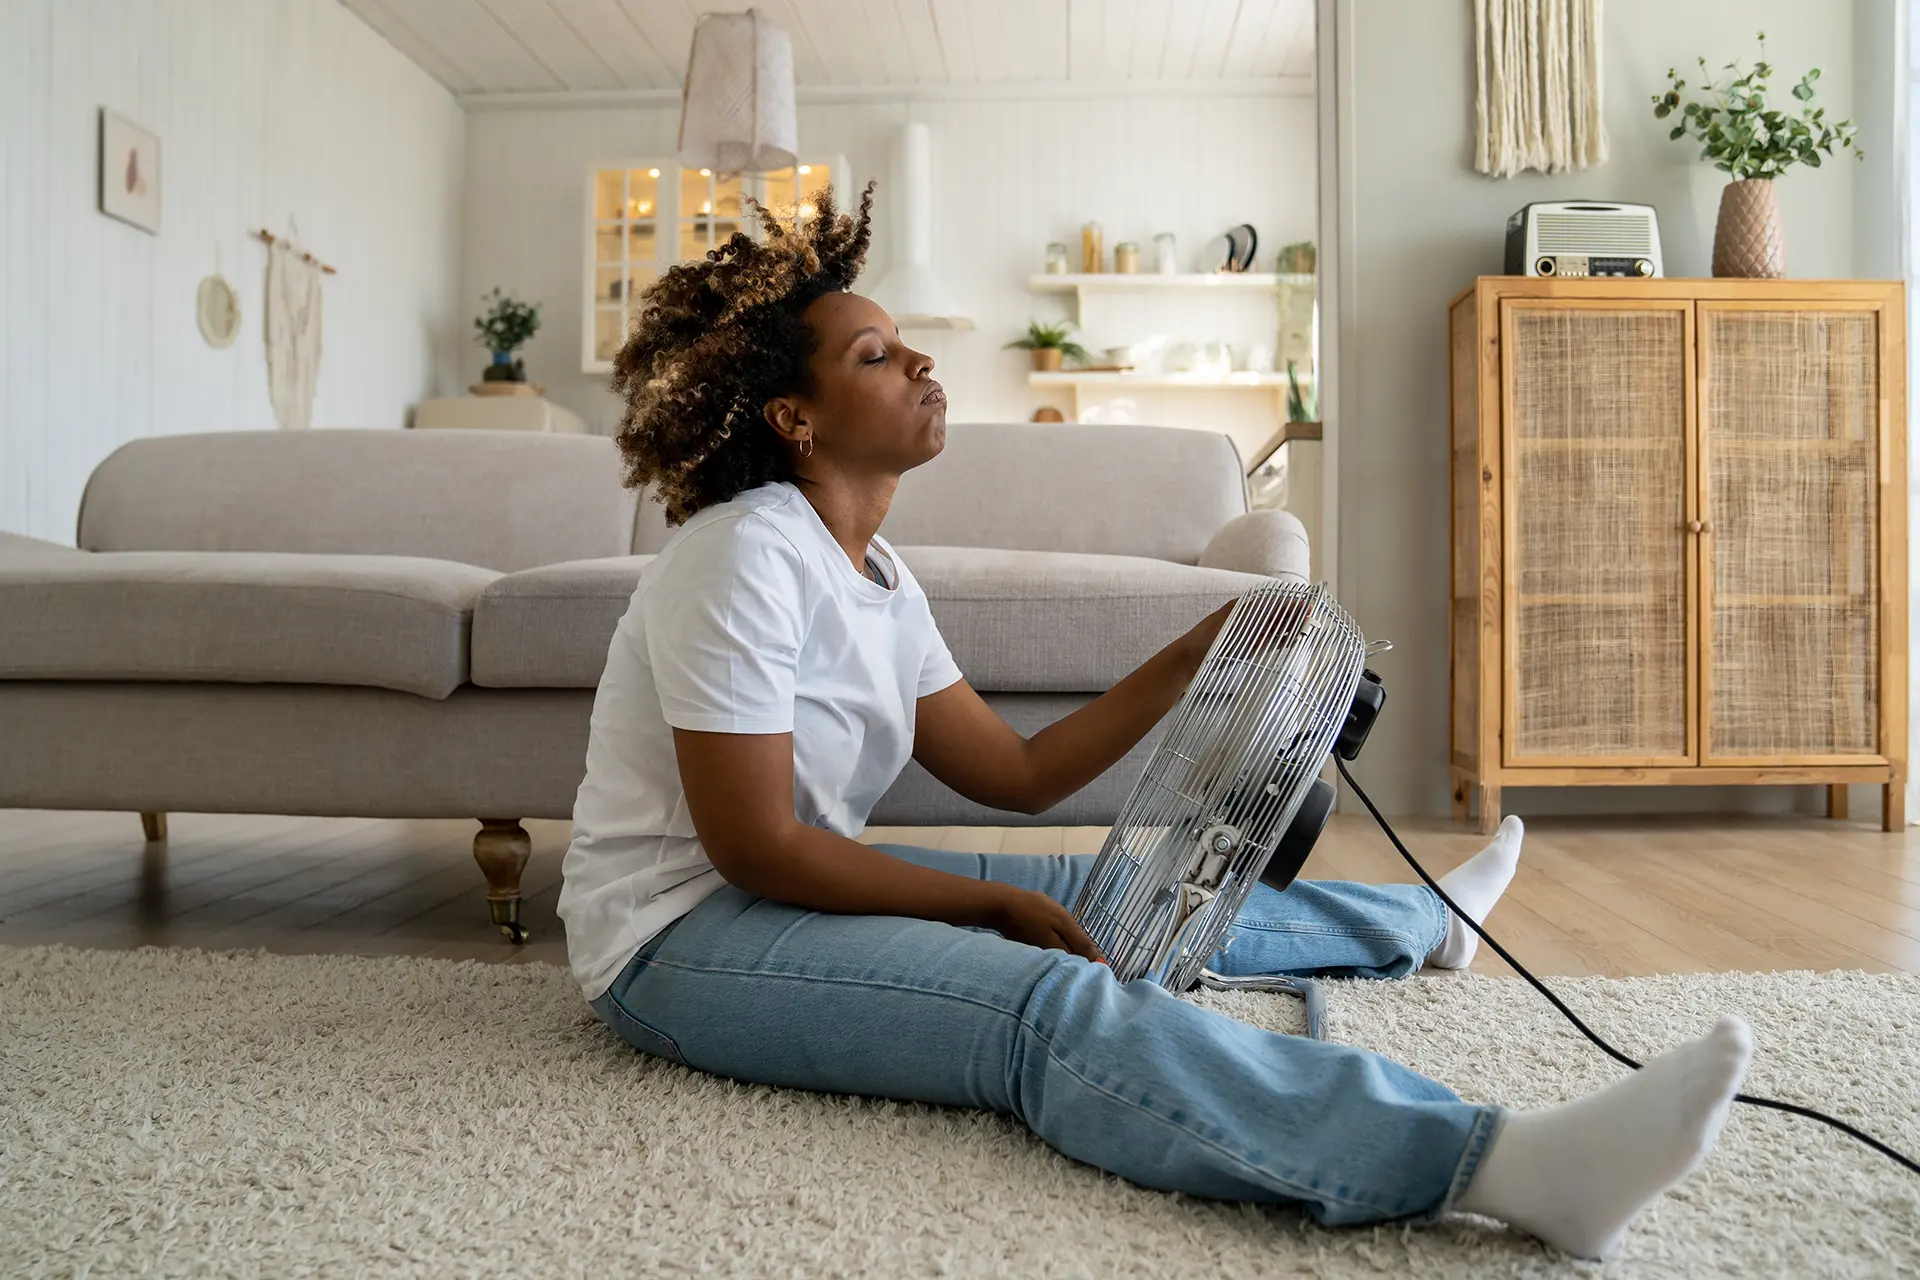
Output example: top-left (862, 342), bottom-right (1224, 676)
top-left (676, 9), bottom-right (797, 175)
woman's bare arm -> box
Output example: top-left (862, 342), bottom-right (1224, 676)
top-left (912, 600), bottom-right (1234, 816)
top-left (672, 727), bottom-right (1102, 958)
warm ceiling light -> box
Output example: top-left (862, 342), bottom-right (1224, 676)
top-left (700, 200), bottom-right (713, 214)
top-left (647, 167), bottom-right (660, 178)
top-left (699, 167), bottom-right (712, 177)
top-left (798, 164), bottom-right (812, 175)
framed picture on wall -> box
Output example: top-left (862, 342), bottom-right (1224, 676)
top-left (99, 109), bottom-right (160, 234)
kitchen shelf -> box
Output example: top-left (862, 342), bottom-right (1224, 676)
top-left (1028, 371), bottom-right (1302, 389)
top-left (1247, 422), bottom-right (1323, 474)
top-left (1029, 272), bottom-right (1306, 291)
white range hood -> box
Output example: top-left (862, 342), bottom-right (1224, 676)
top-left (865, 123), bottom-right (974, 331)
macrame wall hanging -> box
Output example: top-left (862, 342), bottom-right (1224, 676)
top-left (257, 228), bottom-right (331, 431)
top-left (1474, 0), bottom-right (1609, 178)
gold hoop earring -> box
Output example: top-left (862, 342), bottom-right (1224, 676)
top-left (800, 437), bottom-right (813, 460)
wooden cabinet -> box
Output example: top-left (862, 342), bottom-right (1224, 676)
top-left (1449, 278), bottom-right (1906, 832)
top-left (581, 155), bottom-right (848, 373)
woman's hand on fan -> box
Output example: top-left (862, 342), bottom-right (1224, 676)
top-left (989, 887), bottom-right (1107, 963)
top-left (1180, 599), bottom-right (1238, 670)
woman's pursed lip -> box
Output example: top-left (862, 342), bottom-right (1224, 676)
top-left (922, 381), bottom-right (946, 404)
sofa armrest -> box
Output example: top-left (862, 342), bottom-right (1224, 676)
top-left (0, 530), bottom-right (80, 554)
top-left (1197, 509), bottom-right (1310, 581)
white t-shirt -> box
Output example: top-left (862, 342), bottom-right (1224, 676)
top-left (558, 481), bottom-right (966, 1000)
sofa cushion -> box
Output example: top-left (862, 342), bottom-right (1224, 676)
top-left (471, 556), bottom-right (652, 688)
top-left (469, 548), bottom-right (1283, 694)
top-left (78, 430), bottom-right (637, 573)
top-left (0, 531), bottom-right (82, 554)
top-left (0, 552), bottom-right (496, 698)
top-left (883, 424), bottom-right (1248, 565)
top-left (905, 547), bottom-right (1280, 691)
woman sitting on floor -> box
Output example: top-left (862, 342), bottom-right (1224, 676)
top-left (557, 184), bottom-right (1753, 1261)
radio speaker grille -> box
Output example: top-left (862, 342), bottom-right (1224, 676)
top-left (1535, 213), bottom-right (1654, 254)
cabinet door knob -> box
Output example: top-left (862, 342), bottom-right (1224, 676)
top-left (1699, 520), bottom-right (1714, 534)
top-left (1686, 520), bottom-right (1704, 533)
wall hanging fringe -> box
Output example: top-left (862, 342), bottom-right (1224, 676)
top-left (1475, 0), bottom-right (1608, 178)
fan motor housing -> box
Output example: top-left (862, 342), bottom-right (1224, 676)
top-left (1260, 777), bottom-right (1334, 891)
top-left (1336, 670), bottom-right (1386, 761)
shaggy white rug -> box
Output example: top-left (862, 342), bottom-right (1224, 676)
top-left (3, 945), bottom-right (1916, 1278)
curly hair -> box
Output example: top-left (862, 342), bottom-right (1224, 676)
top-left (609, 181), bottom-right (876, 524)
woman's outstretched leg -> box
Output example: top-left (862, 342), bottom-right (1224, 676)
top-left (597, 877), bottom-right (1500, 1225)
top-left (593, 873), bottom-right (1753, 1258)
top-left (879, 820), bottom-right (1527, 982)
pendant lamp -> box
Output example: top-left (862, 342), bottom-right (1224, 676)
top-left (677, 9), bottom-right (797, 175)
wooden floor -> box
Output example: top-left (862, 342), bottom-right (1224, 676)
top-left (1, 807), bottom-right (1917, 978)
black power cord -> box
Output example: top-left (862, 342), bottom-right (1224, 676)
top-left (1333, 755), bottom-right (1920, 1178)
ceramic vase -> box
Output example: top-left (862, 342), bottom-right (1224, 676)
top-left (1712, 178), bottom-right (1786, 278)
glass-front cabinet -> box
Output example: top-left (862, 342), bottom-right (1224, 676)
top-left (582, 156), bottom-right (847, 373)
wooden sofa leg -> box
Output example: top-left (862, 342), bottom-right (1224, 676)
top-left (1827, 785), bottom-right (1850, 821)
top-left (140, 812), bottom-right (168, 842)
top-left (1450, 774), bottom-right (1471, 824)
top-left (1884, 784), bottom-right (1907, 834)
top-left (473, 819), bottom-right (533, 944)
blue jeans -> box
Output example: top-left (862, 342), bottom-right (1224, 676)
top-left (588, 846), bottom-right (1503, 1225)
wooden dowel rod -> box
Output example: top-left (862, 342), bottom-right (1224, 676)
top-left (253, 227), bottom-right (337, 275)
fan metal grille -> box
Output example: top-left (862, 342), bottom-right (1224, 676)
top-left (1072, 582), bottom-right (1367, 989)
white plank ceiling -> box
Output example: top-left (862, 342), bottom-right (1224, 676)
top-left (338, 0), bottom-right (1315, 96)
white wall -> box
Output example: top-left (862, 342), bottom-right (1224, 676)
top-left (1854, 0), bottom-right (1907, 282)
top-left (461, 91), bottom-right (1317, 436)
top-left (0, 0), bottom-right (467, 543)
top-left (1337, 0), bottom-right (1884, 817)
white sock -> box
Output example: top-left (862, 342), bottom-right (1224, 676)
top-left (1457, 1015), bottom-right (1755, 1259)
top-left (1427, 815), bottom-right (1524, 969)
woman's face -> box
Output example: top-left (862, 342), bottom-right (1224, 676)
top-left (774, 290), bottom-right (946, 473)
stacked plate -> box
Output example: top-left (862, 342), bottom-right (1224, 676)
top-left (1199, 223), bottom-right (1259, 273)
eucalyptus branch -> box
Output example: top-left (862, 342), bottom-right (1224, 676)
top-left (1651, 32), bottom-right (1861, 181)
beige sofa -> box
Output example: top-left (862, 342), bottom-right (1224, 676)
top-left (0, 424), bottom-right (1309, 942)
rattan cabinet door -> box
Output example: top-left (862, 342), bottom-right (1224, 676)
top-left (1700, 305), bottom-right (1884, 764)
top-left (1502, 301), bottom-right (1694, 766)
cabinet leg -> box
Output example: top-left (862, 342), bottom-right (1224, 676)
top-left (1451, 773), bottom-right (1471, 824)
top-left (1884, 784), bottom-right (1906, 833)
top-left (140, 812), bottom-right (168, 842)
top-left (1827, 785), bottom-right (1850, 821)
top-left (1475, 784), bottom-right (1502, 837)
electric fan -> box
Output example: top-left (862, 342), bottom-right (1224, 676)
top-left (1071, 582), bottom-right (1386, 1038)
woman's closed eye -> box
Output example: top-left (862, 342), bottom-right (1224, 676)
top-left (861, 351), bottom-right (887, 366)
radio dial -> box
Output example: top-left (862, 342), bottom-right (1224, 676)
top-left (1536, 257), bottom-right (1556, 276)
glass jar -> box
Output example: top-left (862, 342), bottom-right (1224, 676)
top-left (1114, 242), bottom-right (1139, 274)
top-left (1154, 232), bottom-right (1178, 274)
top-left (1081, 221), bottom-right (1104, 274)
top-left (1044, 242), bottom-right (1069, 274)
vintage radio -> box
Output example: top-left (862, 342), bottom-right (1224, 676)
top-left (1505, 201), bottom-right (1662, 278)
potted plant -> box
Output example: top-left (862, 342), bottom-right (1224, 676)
top-left (474, 288), bottom-right (542, 383)
top-left (1004, 319), bottom-right (1091, 372)
top-left (1652, 32), bottom-right (1861, 278)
